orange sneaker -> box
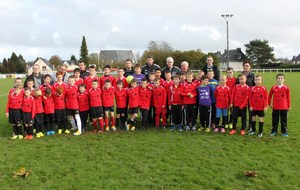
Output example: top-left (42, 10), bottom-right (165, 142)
top-left (229, 129), bottom-right (236, 135)
top-left (240, 130), bottom-right (245, 135)
top-left (28, 135), bottom-right (33, 140)
top-left (24, 135), bottom-right (30, 140)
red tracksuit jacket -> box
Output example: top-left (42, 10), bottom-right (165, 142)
top-left (52, 82), bottom-right (67, 93)
top-left (169, 85), bottom-right (183, 105)
top-left (34, 95), bottom-right (44, 114)
top-left (102, 86), bottom-right (115, 107)
top-left (65, 85), bottom-right (79, 109)
top-left (115, 88), bottom-right (127, 108)
top-left (162, 80), bottom-right (173, 102)
top-left (77, 91), bottom-right (90, 111)
top-left (139, 87), bottom-right (152, 109)
top-left (230, 84), bottom-right (250, 108)
top-left (22, 96), bottom-right (36, 118)
top-left (214, 85), bottom-right (231, 109)
top-left (115, 77), bottom-right (128, 88)
top-left (39, 84), bottom-right (52, 95)
top-left (127, 87), bottom-right (139, 108)
top-left (89, 88), bottom-right (102, 107)
top-left (268, 84), bottom-right (290, 110)
top-left (99, 75), bottom-right (116, 88)
top-left (226, 77), bottom-right (237, 93)
top-left (53, 93), bottom-right (66, 110)
top-left (84, 76), bottom-right (99, 90)
top-left (75, 78), bottom-right (84, 87)
top-left (193, 80), bottom-right (202, 87)
top-left (42, 95), bottom-right (55, 114)
top-left (6, 92), bottom-right (23, 113)
top-left (250, 85), bottom-right (268, 110)
top-left (182, 82), bottom-right (197, 105)
top-left (152, 86), bottom-right (166, 108)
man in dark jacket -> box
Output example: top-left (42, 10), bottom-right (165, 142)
top-left (79, 60), bottom-right (89, 79)
top-left (124, 59), bottom-right (134, 77)
top-left (161, 57), bottom-right (181, 79)
top-left (24, 64), bottom-right (44, 88)
top-left (142, 56), bottom-right (160, 80)
top-left (202, 55), bottom-right (220, 81)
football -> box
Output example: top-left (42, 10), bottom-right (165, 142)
top-left (126, 75), bottom-right (133, 84)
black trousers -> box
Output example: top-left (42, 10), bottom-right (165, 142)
top-left (140, 108), bottom-right (149, 128)
top-left (185, 104), bottom-right (197, 126)
top-left (80, 111), bottom-right (89, 130)
top-left (199, 105), bottom-right (211, 128)
top-left (171, 105), bottom-right (182, 125)
top-left (272, 110), bottom-right (288, 133)
top-left (232, 106), bottom-right (247, 130)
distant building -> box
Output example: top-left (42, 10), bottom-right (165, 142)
top-left (61, 60), bottom-right (79, 73)
top-left (292, 54), bottom-right (300, 64)
top-left (218, 48), bottom-right (248, 71)
top-left (99, 50), bottom-right (137, 65)
top-left (27, 57), bottom-right (55, 75)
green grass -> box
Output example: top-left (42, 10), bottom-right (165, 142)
top-left (0, 73), bottom-right (299, 190)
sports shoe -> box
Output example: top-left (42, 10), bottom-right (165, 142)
top-left (229, 124), bottom-right (233, 129)
top-left (186, 126), bottom-right (190, 131)
top-left (192, 126), bottom-right (197, 131)
top-left (74, 130), bottom-right (82, 136)
top-left (221, 128), bottom-right (225, 133)
top-left (64, 129), bottom-right (70, 134)
top-left (33, 129), bottom-right (36, 134)
top-left (125, 122), bottom-right (130, 131)
top-left (211, 123), bottom-right (216, 129)
top-left (18, 135), bottom-right (23, 139)
top-left (131, 126), bottom-right (135, 131)
top-left (270, 132), bottom-right (277, 136)
top-left (258, 133), bottom-right (263, 138)
top-left (50, 131), bottom-right (55, 135)
top-left (225, 124), bottom-right (229, 129)
top-left (240, 130), bottom-right (245, 135)
top-left (248, 132), bottom-right (256, 136)
top-left (282, 133), bottom-right (289, 137)
top-left (111, 126), bottom-right (117, 131)
top-left (170, 125), bottom-right (176, 132)
top-left (39, 132), bottom-right (44, 137)
top-left (58, 129), bottom-right (62, 134)
top-left (46, 131), bottom-right (51, 136)
top-left (28, 135), bottom-right (33, 140)
top-left (11, 135), bottom-right (18, 140)
top-left (105, 127), bottom-right (110, 132)
top-left (97, 130), bottom-right (103, 134)
top-left (24, 135), bottom-right (30, 140)
top-left (214, 128), bottom-right (219, 132)
top-left (36, 133), bottom-right (41, 138)
top-left (229, 129), bottom-right (236, 135)
top-left (205, 128), bottom-right (210, 133)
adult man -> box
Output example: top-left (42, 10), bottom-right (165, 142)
top-left (202, 55), bottom-right (220, 81)
top-left (24, 64), bottom-right (44, 88)
top-left (161, 57), bottom-right (181, 79)
top-left (51, 64), bottom-right (70, 84)
top-left (142, 56), bottom-right (160, 80)
top-left (180, 61), bottom-right (191, 74)
top-left (79, 60), bottom-right (89, 79)
top-left (124, 59), bottom-right (134, 77)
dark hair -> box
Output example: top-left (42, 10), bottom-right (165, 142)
top-left (276, 73), bottom-right (285, 79)
top-left (74, 68), bottom-right (81, 73)
top-left (105, 79), bottom-right (111, 83)
top-left (92, 80), bottom-right (98, 83)
top-left (141, 78), bottom-right (148, 82)
top-left (147, 56), bottom-right (153, 59)
top-left (149, 72), bottom-right (155, 76)
top-left (104, 65), bottom-right (111, 69)
top-left (79, 84), bottom-right (86, 89)
top-left (68, 75), bottom-right (75, 80)
top-left (173, 74), bottom-right (180, 79)
top-left (226, 67), bottom-right (234, 71)
top-left (24, 87), bottom-right (30, 91)
top-left (201, 75), bottom-right (209, 80)
top-left (116, 80), bottom-right (124, 85)
top-left (243, 60), bottom-right (251, 66)
top-left (89, 65), bottom-right (96, 69)
top-left (43, 74), bottom-right (51, 80)
top-left (15, 77), bottom-right (22, 82)
top-left (164, 70), bottom-right (171, 75)
top-left (134, 64), bottom-right (141, 69)
top-left (125, 59), bottom-right (132, 63)
top-left (26, 78), bottom-right (34, 83)
top-left (130, 79), bottom-right (137, 84)
top-left (238, 73), bottom-right (246, 78)
top-left (155, 68), bottom-right (161, 72)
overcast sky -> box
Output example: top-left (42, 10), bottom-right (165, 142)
top-left (1, 0), bottom-right (300, 62)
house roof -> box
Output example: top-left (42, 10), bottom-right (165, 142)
top-left (32, 57), bottom-right (55, 70)
top-left (292, 54), bottom-right (300, 61)
top-left (220, 48), bottom-right (248, 62)
top-left (61, 60), bottom-right (76, 66)
top-left (99, 50), bottom-right (137, 63)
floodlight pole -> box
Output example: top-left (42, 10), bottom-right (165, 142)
top-left (221, 14), bottom-right (233, 68)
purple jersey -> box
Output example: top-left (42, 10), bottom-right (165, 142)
top-left (132, 74), bottom-right (146, 85)
top-left (197, 85), bottom-right (212, 106)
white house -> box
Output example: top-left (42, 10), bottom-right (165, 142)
top-left (27, 58), bottom-right (55, 75)
top-left (61, 60), bottom-right (79, 73)
top-left (218, 48), bottom-right (248, 71)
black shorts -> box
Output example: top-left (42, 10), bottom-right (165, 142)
top-left (34, 113), bottom-right (44, 125)
top-left (90, 106), bottom-right (103, 118)
top-left (116, 108), bottom-right (127, 114)
top-left (55, 109), bottom-right (66, 122)
top-left (251, 110), bottom-right (265, 117)
top-left (22, 112), bottom-right (34, 125)
top-left (128, 107), bottom-right (138, 114)
top-left (103, 106), bottom-right (114, 112)
top-left (67, 109), bottom-right (79, 115)
top-left (232, 106), bottom-right (247, 118)
top-left (9, 109), bottom-right (22, 125)
top-left (44, 113), bottom-right (54, 123)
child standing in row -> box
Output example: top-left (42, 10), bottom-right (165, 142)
top-left (126, 79), bottom-right (139, 131)
top-left (89, 80), bottom-right (104, 133)
top-left (139, 78), bottom-right (152, 130)
top-left (102, 80), bottom-right (116, 131)
top-left (152, 78), bottom-right (167, 129)
top-left (22, 87), bottom-right (36, 139)
top-left (115, 80), bottom-right (127, 129)
top-left (169, 75), bottom-right (183, 131)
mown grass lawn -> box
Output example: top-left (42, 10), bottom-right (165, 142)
top-left (0, 72), bottom-right (299, 190)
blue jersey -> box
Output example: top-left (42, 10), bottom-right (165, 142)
top-left (132, 74), bottom-right (146, 85)
top-left (197, 85), bottom-right (212, 106)
top-left (208, 79), bottom-right (218, 103)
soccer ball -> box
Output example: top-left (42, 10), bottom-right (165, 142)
top-left (34, 89), bottom-right (42, 97)
top-left (126, 75), bottom-right (133, 84)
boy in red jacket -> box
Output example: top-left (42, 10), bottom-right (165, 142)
top-left (248, 75), bottom-right (268, 137)
top-left (99, 65), bottom-right (115, 88)
top-left (6, 84), bottom-right (23, 139)
top-left (162, 71), bottom-right (173, 124)
top-left (153, 78), bottom-right (167, 129)
top-left (268, 73), bottom-right (291, 137)
top-left (22, 87), bottom-right (36, 140)
top-left (52, 71), bottom-right (67, 93)
top-left (115, 80), bottom-right (128, 129)
top-left (182, 72), bottom-right (197, 130)
top-left (43, 88), bottom-right (55, 136)
top-left (169, 75), bottom-right (183, 131)
top-left (89, 80), bottom-right (104, 133)
top-left (84, 65), bottom-right (99, 91)
top-left (74, 68), bottom-right (84, 87)
top-left (226, 67), bottom-right (236, 129)
top-left (139, 78), bottom-right (152, 130)
top-left (229, 74), bottom-right (251, 135)
top-left (39, 74), bottom-right (52, 95)
top-left (126, 79), bottom-right (139, 131)
top-left (78, 84), bottom-right (90, 132)
top-left (102, 79), bottom-right (116, 131)
top-left (33, 89), bottom-right (45, 138)
top-left (115, 68), bottom-right (128, 88)
top-left (214, 75), bottom-right (230, 133)
top-left (66, 76), bottom-right (82, 136)
top-left (53, 86), bottom-right (69, 135)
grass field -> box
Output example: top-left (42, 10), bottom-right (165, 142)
top-left (0, 72), bottom-right (299, 190)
